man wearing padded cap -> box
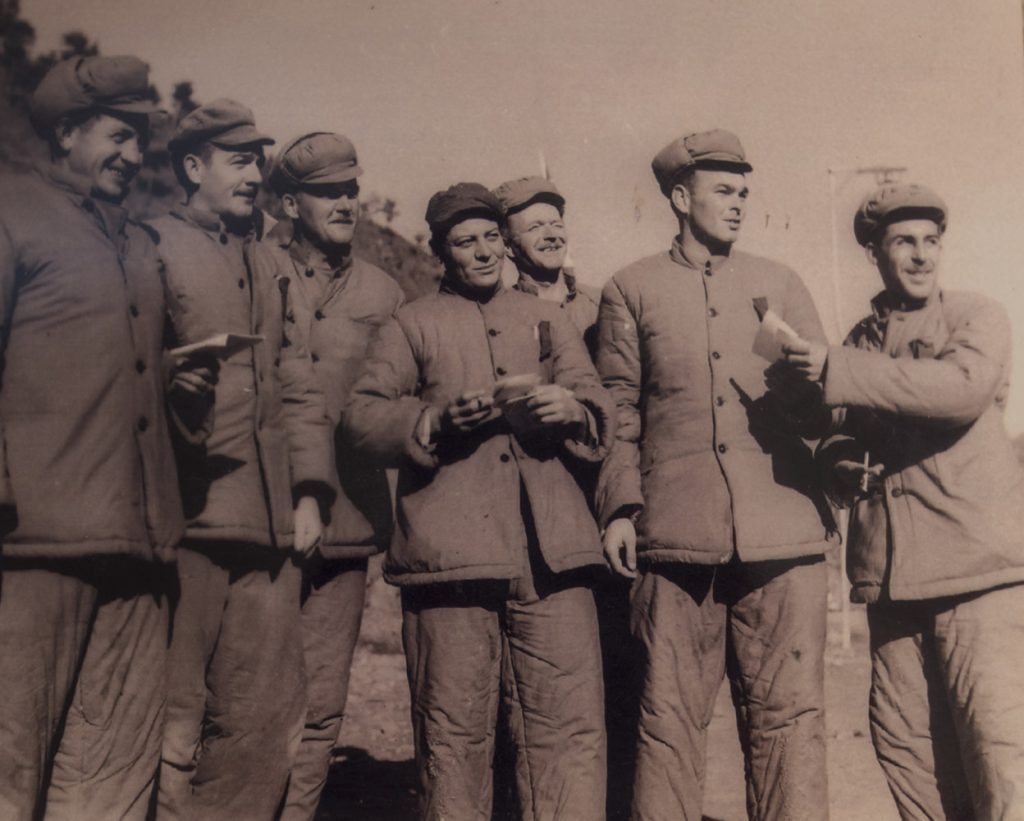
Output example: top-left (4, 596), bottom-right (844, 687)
top-left (344, 182), bottom-right (613, 819)
top-left (265, 132), bottom-right (404, 821)
top-left (598, 129), bottom-right (834, 819)
top-left (153, 101), bottom-right (335, 820)
top-left (0, 55), bottom-right (214, 820)
top-left (494, 176), bottom-right (600, 355)
top-left (782, 183), bottom-right (1024, 818)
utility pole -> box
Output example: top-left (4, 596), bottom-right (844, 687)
top-left (825, 164), bottom-right (906, 653)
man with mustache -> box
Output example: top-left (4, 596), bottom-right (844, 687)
top-left (783, 183), bottom-right (1024, 819)
top-left (345, 183), bottom-right (612, 820)
top-left (153, 100), bottom-right (334, 820)
top-left (265, 132), bottom-right (404, 821)
top-left (598, 129), bottom-right (834, 820)
top-left (0, 55), bottom-right (207, 820)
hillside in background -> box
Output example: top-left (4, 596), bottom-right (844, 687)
top-left (0, 1), bottom-right (442, 301)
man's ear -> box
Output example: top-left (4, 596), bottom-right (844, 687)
top-left (280, 192), bottom-right (300, 221)
top-left (53, 118), bottom-right (77, 155)
top-left (182, 153), bottom-right (205, 187)
top-left (864, 242), bottom-right (879, 269)
top-left (670, 182), bottom-right (690, 216)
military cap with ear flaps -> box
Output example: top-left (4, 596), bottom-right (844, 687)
top-left (168, 98), bottom-right (274, 153)
top-left (853, 183), bottom-right (948, 246)
top-left (652, 128), bottom-right (753, 196)
top-left (30, 55), bottom-right (160, 129)
top-left (425, 183), bottom-right (504, 233)
top-left (270, 132), bottom-right (363, 193)
top-left (492, 176), bottom-right (565, 216)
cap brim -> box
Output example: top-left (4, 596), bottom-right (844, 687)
top-left (694, 155), bottom-right (753, 173)
top-left (301, 165), bottom-right (364, 185)
top-left (505, 191), bottom-right (566, 216)
top-left (210, 123), bottom-right (275, 147)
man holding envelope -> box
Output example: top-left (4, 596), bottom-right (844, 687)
top-left (597, 129), bottom-right (834, 820)
top-left (788, 183), bottom-right (1024, 819)
top-left (153, 101), bottom-right (334, 820)
top-left (345, 182), bottom-right (614, 820)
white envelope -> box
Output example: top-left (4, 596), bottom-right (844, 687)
top-left (752, 309), bottom-right (800, 363)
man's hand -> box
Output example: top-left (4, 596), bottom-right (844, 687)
top-left (293, 495), bottom-right (323, 557)
top-left (170, 353), bottom-right (219, 397)
top-left (603, 518), bottom-right (638, 579)
top-left (525, 384), bottom-right (586, 428)
top-left (781, 338), bottom-right (828, 382)
top-left (441, 389), bottom-right (495, 435)
top-left (833, 458), bottom-right (885, 498)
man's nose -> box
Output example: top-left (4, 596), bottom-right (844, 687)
top-left (121, 138), bottom-right (142, 167)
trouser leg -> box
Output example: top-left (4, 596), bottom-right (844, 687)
top-left (504, 580), bottom-right (607, 820)
top-left (281, 555), bottom-right (369, 821)
top-left (936, 584), bottom-right (1024, 820)
top-left (0, 560), bottom-right (95, 821)
top-left (190, 549), bottom-right (305, 821)
top-left (46, 559), bottom-right (172, 821)
top-left (868, 601), bottom-right (972, 821)
top-left (157, 546), bottom-right (229, 821)
top-left (401, 583), bottom-right (503, 821)
top-left (630, 566), bottom-right (726, 821)
top-left (724, 557), bottom-right (829, 821)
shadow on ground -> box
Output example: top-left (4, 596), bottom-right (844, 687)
top-left (315, 747), bottom-right (418, 821)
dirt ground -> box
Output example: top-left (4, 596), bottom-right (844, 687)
top-left (320, 557), bottom-right (899, 821)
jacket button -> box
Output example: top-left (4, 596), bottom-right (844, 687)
top-left (500, 453), bottom-right (511, 463)
top-left (137, 416), bottom-right (149, 432)
top-left (717, 443), bottom-right (727, 454)
top-left (237, 278), bottom-right (245, 289)
top-left (488, 329), bottom-right (498, 337)
top-left (496, 366), bottom-right (507, 376)
top-left (219, 233), bottom-right (229, 245)
top-left (129, 304), bottom-right (139, 318)
top-left (305, 268), bottom-right (314, 278)
top-left (314, 310), bottom-right (325, 320)
top-left (707, 307), bottom-right (718, 318)
top-left (135, 359), bottom-right (146, 374)
top-left (711, 351), bottom-right (721, 360)
top-left (891, 487), bottom-right (903, 497)
top-left (704, 264), bottom-right (713, 277)
top-left (716, 396), bottom-right (725, 406)
top-left (311, 353), bottom-right (320, 363)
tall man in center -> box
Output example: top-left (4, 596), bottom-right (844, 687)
top-left (266, 132), bottom-right (404, 821)
top-left (154, 101), bottom-right (334, 820)
top-left (598, 129), bottom-right (833, 820)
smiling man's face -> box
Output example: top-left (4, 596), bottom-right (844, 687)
top-left (187, 144), bottom-right (265, 221)
top-left (63, 112), bottom-right (146, 203)
top-left (869, 218), bottom-right (943, 304)
top-left (505, 200), bottom-right (567, 275)
top-left (443, 216), bottom-right (505, 295)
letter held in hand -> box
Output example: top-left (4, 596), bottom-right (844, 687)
top-left (752, 309), bottom-right (800, 363)
top-left (169, 333), bottom-right (264, 360)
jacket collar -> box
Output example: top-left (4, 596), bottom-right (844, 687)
top-left (170, 203), bottom-right (266, 241)
top-left (669, 234), bottom-right (731, 273)
top-left (269, 219), bottom-right (354, 279)
top-left (513, 268), bottom-right (577, 303)
top-left (439, 275), bottom-right (504, 303)
top-left (869, 287), bottom-right (941, 321)
top-left (37, 162), bottom-right (128, 240)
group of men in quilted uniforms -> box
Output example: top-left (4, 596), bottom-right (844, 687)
top-left (0, 52), bottom-right (1022, 821)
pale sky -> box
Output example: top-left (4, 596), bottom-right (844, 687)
top-left (25, 0), bottom-right (1024, 431)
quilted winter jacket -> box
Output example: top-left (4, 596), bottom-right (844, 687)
top-left (344, 284), bottom-right (615, 586)
top-left (596, 239), bottom-right (835, 565)
top-left (819, 289), bottom-right (1024, 601)
top-left (152, 207), bottom-right (333, 550)
top-left (0, 167), bottom-right (184, 561)
top-left (266, 222), bottom-right (404, 558)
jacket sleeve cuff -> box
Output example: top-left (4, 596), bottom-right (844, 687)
top-left (563, 393), bottom-right (613, 463)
